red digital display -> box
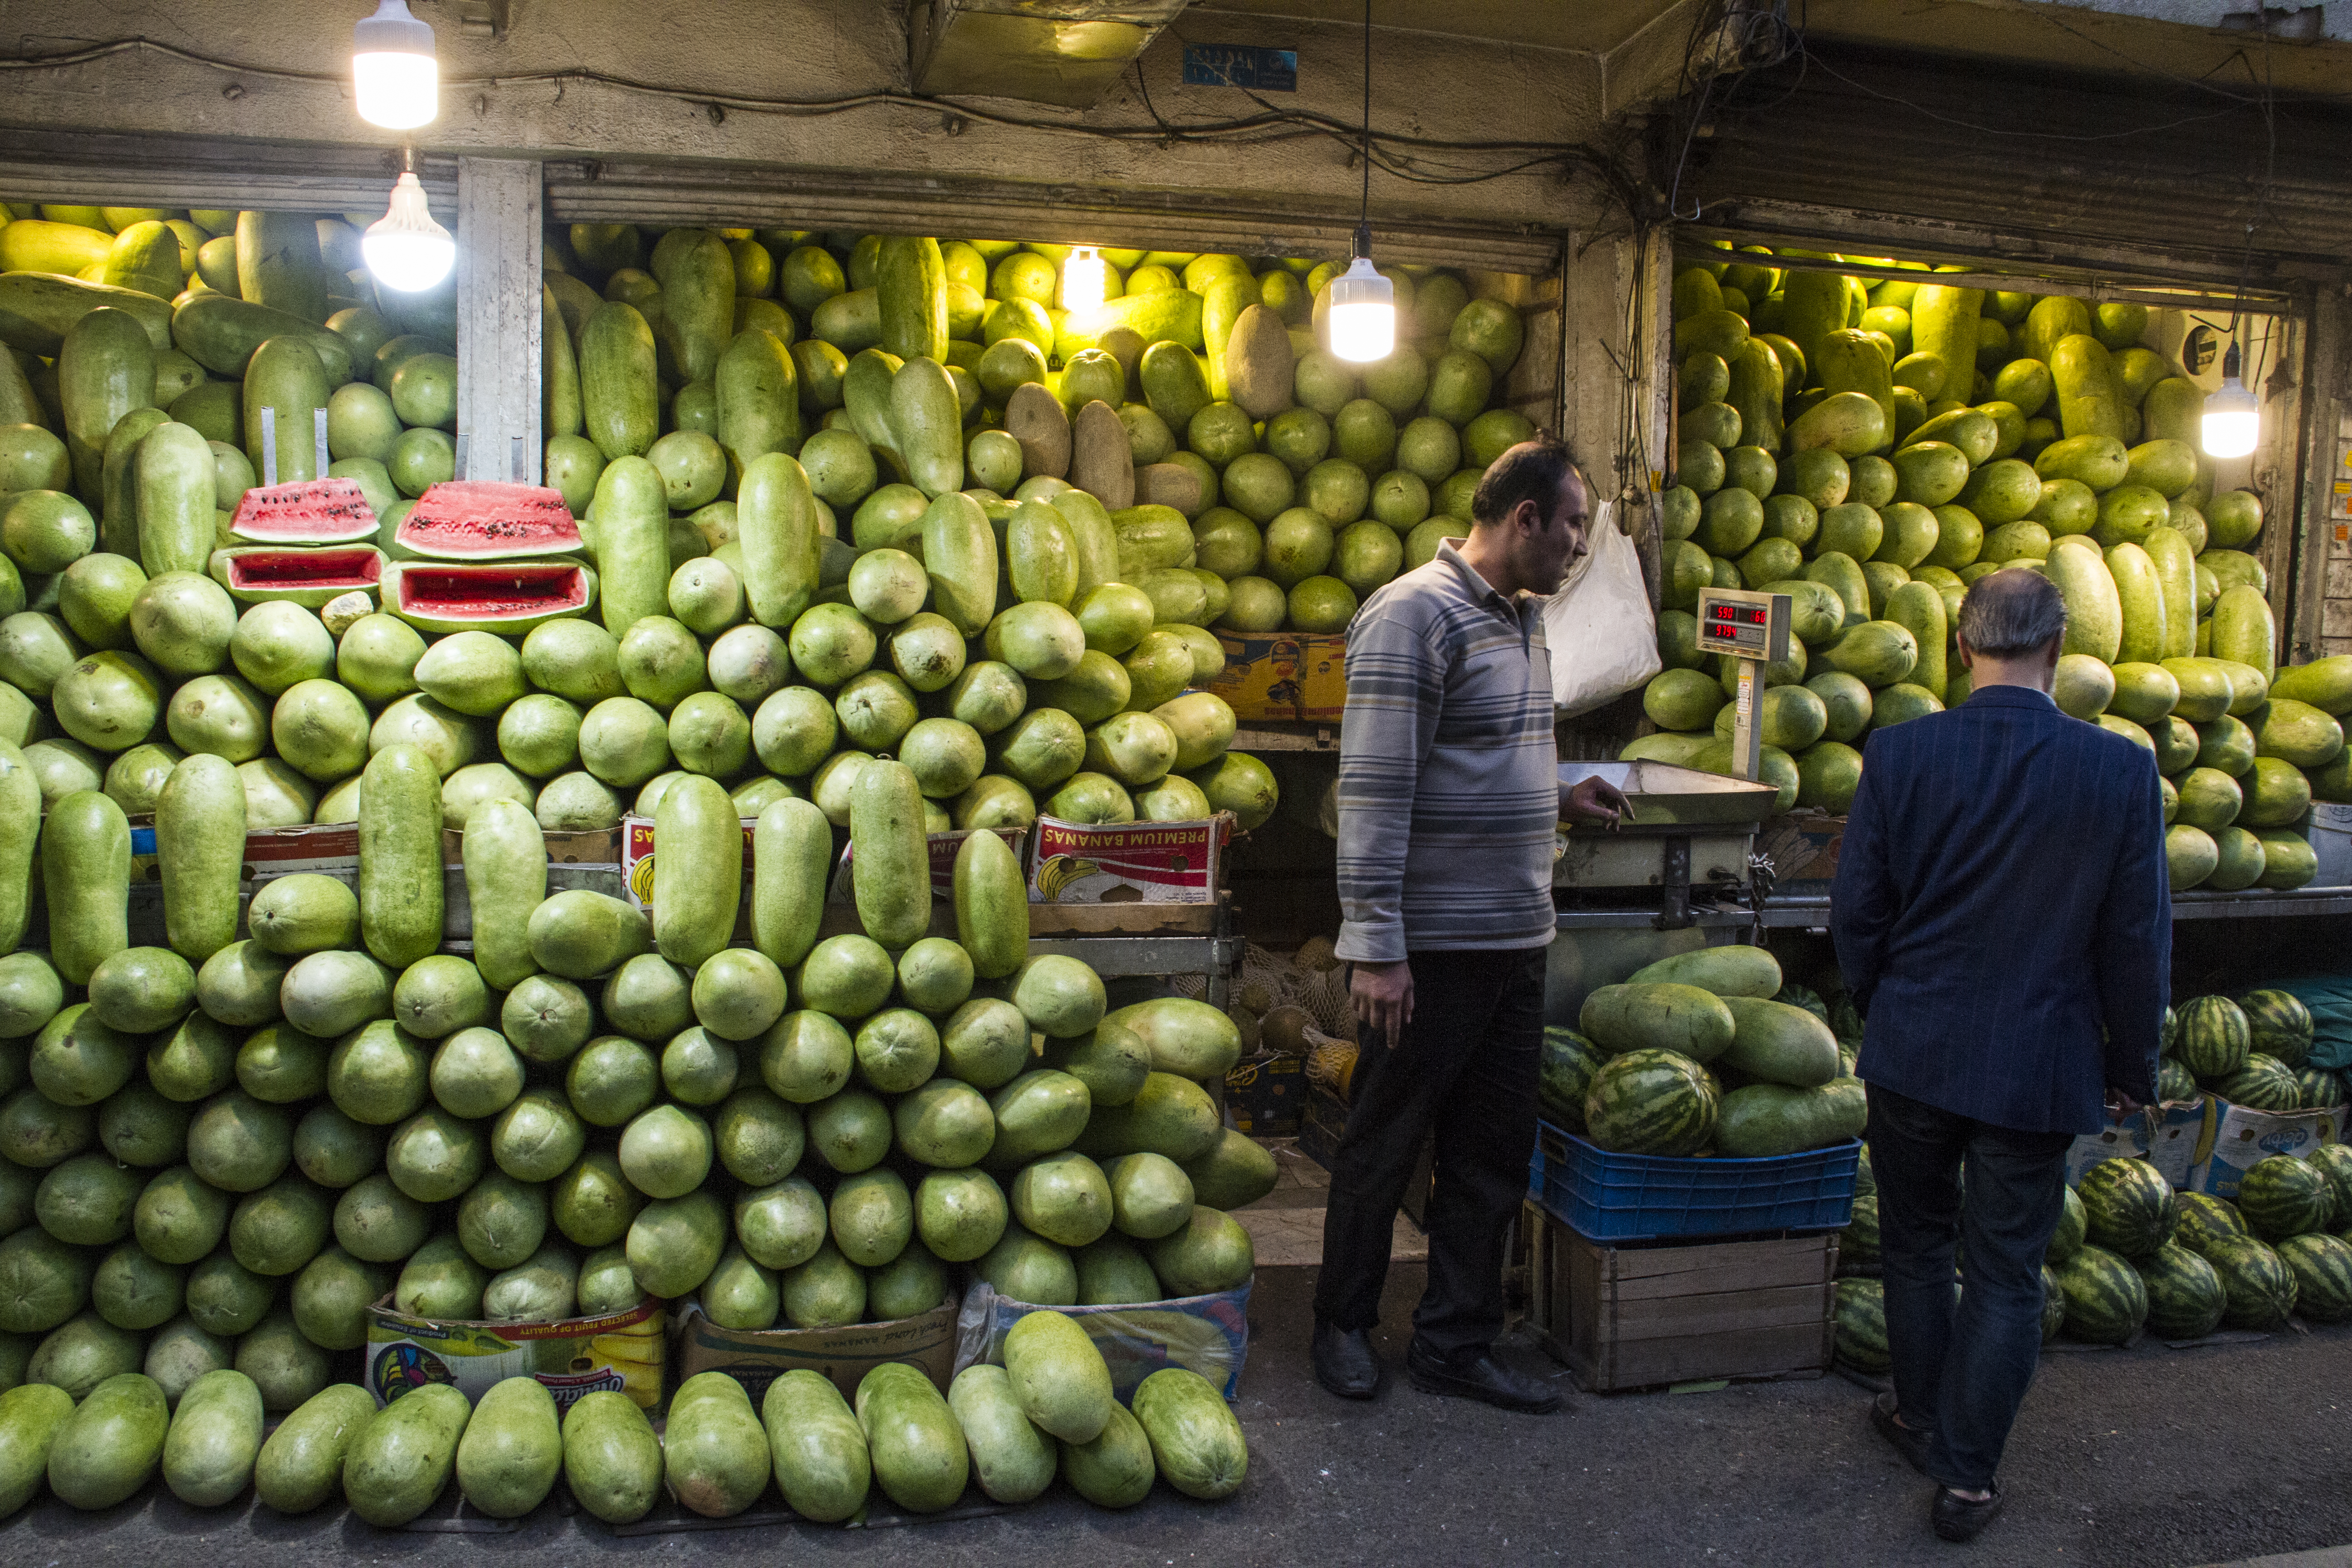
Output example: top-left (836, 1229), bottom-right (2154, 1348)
top-left (1707, 604), bottom-right (1769, 624)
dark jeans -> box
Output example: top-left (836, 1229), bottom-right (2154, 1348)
top-left (1314, 946), bottom-right (1546, 1359)
top-left (1866, 1083), bottom-right (2074, 1490)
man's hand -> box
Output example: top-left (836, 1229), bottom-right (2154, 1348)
top-left (1351, 960), bottom-right (1413, 1044)
top-left (2106, 1089), bottom-right (2143, 1125)
top-left (1562, 774), bottom-right (1632, 827)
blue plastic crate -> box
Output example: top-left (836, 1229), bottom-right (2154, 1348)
top-left (1528, 1121), bottom-right (1861, 1244)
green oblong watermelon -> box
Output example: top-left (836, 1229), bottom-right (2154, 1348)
top-left (1840, 1193), bottom-right (1880, 1274)
top-left (2157, 1058), bottom-right (2197, 1103)
top-left (2215, 1055), bottom-right (2301, 1111)
top-left (2173, 995), bottom-right (2251, 1081)
top-left (2308, 1145), bottom-right (2352, 1222)
top-left (2173, 1191), bottom-right (2250, 1258)
top-left (2076, 1157), bottom-right (2175, 1260)
top-left (1537, 1027), bottom-right (1607, 1132)
top-left (1833, 1277), bottom-right (1890, 1372)
top-left (2297, 1068), bottom-right (2345, 1110)
top-left (2206, 1235), bottom-right (2298, 1328)
top-left (2235, 1154), bottom-right (2336, 1240)
top-left (2238, 989), bottom-right (2314, 1068)
top-left (2055, 1244), bottom-right (2149, 1344)
top-left (1581, 1048), bottom-right (1717, 1157)
top-left (2038, 1264), bottom-right (2066, 1343)
top-left (2045, 1185), bottom-right (2087, 1265)
top-left (2135, 1243), bottom-right (2225, 1339)
top-left (2278, 1234), bottom-right (2352, 1323)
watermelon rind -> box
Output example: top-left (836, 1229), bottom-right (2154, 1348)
top-left (2278, 1234), bottom-right (2352, 1323)
top-left (2045, 1185), bottom-right (2087, 1266)
top-left (2235, 1154), bottom-right (2335, 1241)
top-left (2135, 1243), bottom-right (2226, 1340)
top-left (2174, 995), bottom-right (2252, 1081)
top-left (2205, 1235), bottom-right (2298, 1329)
top-left (2039, 1264), bottom-right (2067, 1343)
top-left (1582, 1047), bottom-right (1716, 1158)
top-left (2308, 1145), bottom-right (2352, 1224)
top-left (2172, 1191), bottom-right (2250, 1258)
top-left (2076, 1157), bottom-right (2174, 1260)
top-left (2214, 1054), bottom-right (2302, 1112)
top-left (1833, 1277), bottom-right (1890, 1372)
top-left (2238, 988), bottom-right (2315, 1069)
top-left (1853, 1145), bottom-right (1876, 1200)
top-left (1538, 1026), bottom-right (1606, 1132)
top-left (382, 558), bottom-right (600, 635)
top-left (1839, 1193), bottom-right (1880, 1275)
top-left (395, 480), bottom-right (585, 560)
top-left (2156, 1058), bottom-right (2198, 1103)
top-left (227, 475), bottom-right (382, 544)
top-left (2297, 1067), bottom-right (2345, 1110)
top-left (2055, 1243), bottom-right (2148, 1344)
top-left (209, 544), bottom-right (387, 608)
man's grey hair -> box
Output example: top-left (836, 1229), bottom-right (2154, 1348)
top-left (1958, 568), bottom-right (2067, 657)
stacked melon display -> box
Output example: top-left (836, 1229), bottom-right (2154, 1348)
top-left (2165, 989), bottom-right (2342, 1112)
top-left (538, 222), bottom-right (1534, 645)
top-left (1637, 246), bottom-right (2342, 893)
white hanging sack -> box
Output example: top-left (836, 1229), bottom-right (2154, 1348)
top-left (1542, 500), bottom-right (1661, 717)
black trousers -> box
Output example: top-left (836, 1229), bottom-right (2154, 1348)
top-left (1313, 946), bottom-right (1547, 1358)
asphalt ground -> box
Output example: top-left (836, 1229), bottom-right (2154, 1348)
top-left (5, 1260), bottom-right (2352, 1568)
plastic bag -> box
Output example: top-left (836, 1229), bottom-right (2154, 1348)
top-left (1543, 500), bottom-right (1660, 717)
top-left (952, 1278), bottom-right (1252, 1401)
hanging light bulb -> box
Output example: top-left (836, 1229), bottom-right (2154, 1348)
top-left (2202, 341), bottom-right (2259, 458)
top-left (364, 172), bottom-right (456, 292)
top-left (353, 0), bottom-right (438, 130)
top-left (1059, 246), bottom-right (1108, 317)
top-left (1330, 0), bottom-right (1396, 364)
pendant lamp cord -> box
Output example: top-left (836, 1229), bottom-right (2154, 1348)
top-left (1356, 0), bottom-right (1371, 262)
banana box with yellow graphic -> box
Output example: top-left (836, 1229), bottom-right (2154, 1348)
top-left (826, 825), bottom-right (1031, 906)
top-left (1211, 630), bottom-right (1346, 722)
top-left (1028, 815), bottom-right (1229, 904)
top-left (366, 1294), bottom-right (666, 1413)
top-left (619, 814), bottom-right (755, 940)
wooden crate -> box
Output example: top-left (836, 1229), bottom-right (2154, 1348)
top-left (1523, 1206), bottom-right (1837, 1392)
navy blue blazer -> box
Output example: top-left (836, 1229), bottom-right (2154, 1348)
top-left (1830, 684), bottom-right (2170, 1134)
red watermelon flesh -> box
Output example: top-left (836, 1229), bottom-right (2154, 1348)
top-left (387, 559), bottom-right (594, 632)
top-left (216, 544), bottom-right (384, 602)
top-left (397, 481), bottom-right (581, 560)
top-left (229, 476), bottom-right (380, 543)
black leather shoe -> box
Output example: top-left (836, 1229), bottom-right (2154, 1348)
top-left (1404, 1338), bottom-right (1563, 1414)
top-left (1872, 1391), bottom-right (1931, 1475)
top-left (1932, 1482), bottom-right (2004, 1542)
top-left (1312, 1321), bottom-right (1380, 1399)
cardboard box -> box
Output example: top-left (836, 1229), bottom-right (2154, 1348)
top-left (668, 1296), bottom-right (959, 1404)
top-left (1756, 812), bottom-right (1845, 897)
top-left (364, 1295), bottom-right (664, 1412)
top-left (2065, 1098), bottom-right (2217, 1189)
top-left (244, 824), bottom-right (624, 944)
top-left (1224, 1052), bottom-right (1304, 1137)
top-left (1028, 814), bottom-right (1228, 904)
top-left (1524, 1209), bottom-right (1837, 1392)
top-left (2184, 1099), bottom-right (2351, 1197)
top-left (828, 825), bottom-right (1030, 904)
top-left (1211, 630), bottom-right (1345, 723)
top-left (620, 813), bottom-right (753, 931)
top-left (953, 1279), bottom-right (1253, 1401)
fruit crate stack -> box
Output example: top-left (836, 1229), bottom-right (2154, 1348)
top-left (1524, 943), bottom-right (1865, 1390)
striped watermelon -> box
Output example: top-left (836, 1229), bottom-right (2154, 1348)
top-left (2297, 1067), bottom-right (2346, 1109)
top-left (2055, 1244), bottom-right (2149, 1344)
top-left (1840, 1193), bottom-right (1881, 1274)
top-left (1830, 993), bottom-right (1863, 1042)
top-left (2076, 1157), bottom-right (2175, 1260)
top-left (2045, 1184), bottom-right (2087, 1265)
top-left (2157, 1058), bottom-right (2198, 1103)
top-left (2162, 1004), bottom-right (2178, 1054)
top-left (1834, 1277), bottom-right (1891, 1372)
top-left (2173, 1191), bottom-right (2250, 1257)
top-left (1775, 982), bottom-right (1828, 1024)
top-left (1538, 1026), bottom-right (1607, 1131)
top-left (2215, 1054), bottom-right (2302, 1111)
top-left (2236, 1154), bottom-right (2336, 1240)
top-left (2308, 1144), bottom-right (2352, 1221)
top-left (1583, 1048), bottom-right (1717, 1157)
top-left (2206, 1235), bottom-right (2299, 1329)
top-left (2039, 1263), bottom-right (2066, 1343)
top-left (2135, 1243), bottom-right (2226, 1339)
top-left (1854, 1144), bottom-right (1876, 1200)
top-left (2174, 995), bottom-right (2252, 1080)
top-left (2278, 1234), bottom-right (2352, 1322)
top-left (2239, 988), bottom-right (2315, 1069)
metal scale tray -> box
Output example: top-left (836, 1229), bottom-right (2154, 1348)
top-left (1554, 762), bottom-right (1779, 922)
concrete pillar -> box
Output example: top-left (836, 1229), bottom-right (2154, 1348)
top-left (456, 157), bottom-right (543, 483)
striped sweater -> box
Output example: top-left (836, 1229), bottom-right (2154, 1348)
top-left (1334, 539), bottom-right (1558, 964)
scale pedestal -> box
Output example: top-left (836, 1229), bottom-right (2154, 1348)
top-left (1695, 585), bottom-right (1794, 783)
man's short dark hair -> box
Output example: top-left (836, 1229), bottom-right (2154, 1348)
top-left (1470, 436), bottom-right (1583, 528)
top-left (1958, 568), bottom-right (2068, 657)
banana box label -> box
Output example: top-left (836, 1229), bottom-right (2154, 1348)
top-left (1029, 816), bottom-right (1227, 904)
top-left (2184, 1101), bottom-right (2349, 1198)
top-left (1210, 630), bottom-right (1346, 723)
top-left (827, 824), bottom-right (1031, 905)
top-left (620, 813), bottom-right (754, 938)
top-left (366, 1294), bottom-right (666, 1413)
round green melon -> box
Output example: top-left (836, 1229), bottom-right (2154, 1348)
top-left (1581, 1048), bottom-right (1716, 1158)
top-left (2074, 1156), bottom-right (2173, 1260)
top-left (2172, 995), bottom-right (2251, 1081)
top-left (2234, 1154), bottom-right (2335, 1241)
top-left (2277, 1233), bottom-right (2352, 1323)
top-left (2055, 1243), bottom-right (2148, 1344)
top-left (1833, 1277), bottom-right (1889, 1372)
top-left (2205, 1234), bottom-right (2298, 1329)
top-left (2238, 989), bottom-right (2314, 1069)
top-left (2134, 1243), bottom-right (2225, 1339)
top-left (2215, 1054), bottom-right (2301, 1112)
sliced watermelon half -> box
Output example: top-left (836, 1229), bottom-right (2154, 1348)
top-left (396, 481), bottom-right (583, 560)
top-left (383, 558), bottom-right (599, 635)
top-left (229, 477), bottom-right (381, 544)
top-left (209, 544), bottom-right (387, 607)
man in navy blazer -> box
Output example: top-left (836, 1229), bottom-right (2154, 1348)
top-left (1832, 568), bottom-right (2168, 1543)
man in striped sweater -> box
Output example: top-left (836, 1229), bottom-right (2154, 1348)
top-left (1314, 437), bottom-right (1628, 1411)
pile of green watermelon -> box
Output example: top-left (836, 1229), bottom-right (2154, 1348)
top-left (1539, 944), bottom-right (1868, 1160)
top-left (1638, 246), bottom-right (2344, 894)
top-left (2163, 989), bottom-right (2340, 1110)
